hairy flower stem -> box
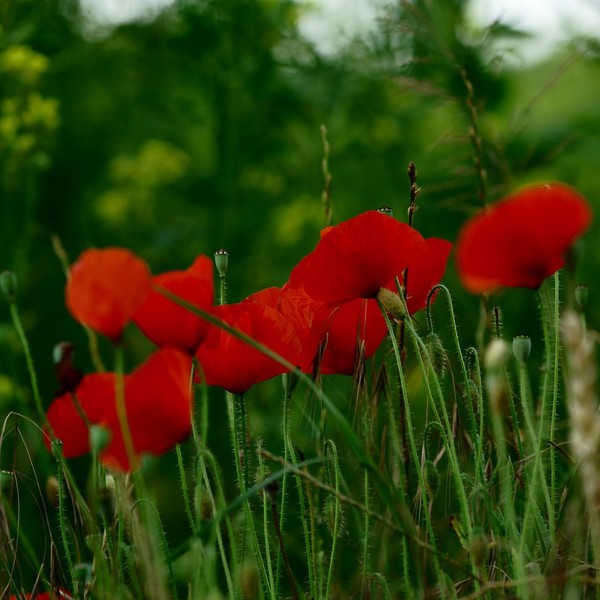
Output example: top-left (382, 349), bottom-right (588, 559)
top-left (379, 303), bottom-right (446, 589)
top-left (324, 440), bottom-right (341, 599)
top-left (198, 450), bottom-right (237, 599)
top-left (114, 344), bottom-right (139, 472)
top-left (8, 302), bottom-right (50, 431)
top-left (427, 285), bottom-right (484, 487)
top-left (227, 391), bottom-right (273, 598)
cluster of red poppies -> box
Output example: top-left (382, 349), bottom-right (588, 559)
top-left (44, 182), bottom-right (592, 472)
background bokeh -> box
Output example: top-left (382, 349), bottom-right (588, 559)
top-left (1, 0), bottom-right (599, 587)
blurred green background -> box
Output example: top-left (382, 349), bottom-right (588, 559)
top-left (1, 0), bottom-right (599, 588)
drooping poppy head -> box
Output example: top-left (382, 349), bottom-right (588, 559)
top-left (288, 210), bottom-right (452, 312)
top-left (455, 183), bottom-right (593, 294)
top-left (260, 285), bottom-right (387, 376)
top-left (66, 247), bottom-right (152, 341)
top-left (282, 211), bottom-right (451, 375)
top-left (195, 298), bottom-right (302, 395)
top-left (46, 348), bottom-right (193, 471)
top-left (133, 254), bottom-right (214, 353)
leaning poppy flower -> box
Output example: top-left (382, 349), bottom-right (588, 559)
top-left (133, 254), bottom-right (214, 353)
top-left (66, 247), bottom-right (152, 341)
top-left (287, 211), bottom-right (452, 373)
top-left (456, 183), bottom-right (593, 293)
top-left (46, 348), bottom-right (193, 471)
top-left (195, 299), bottom-right (302, 395)
top-left (289, 211), bottom-right (452, 312)
top-left (250, 286), bottom-right (387, 376)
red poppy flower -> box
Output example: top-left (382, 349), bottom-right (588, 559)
top-left (195, 298), bottom-right (302, 395)
top-left (46, 348), bottom-right (193, 471)
top-left (285, 211), bottom-right (452, 372)
top-left (66, 247), bottom-right (152, 341)
top-left (134, 255), bottom-right (213, 353)
top-left (456, 183), bottom-right (593, 293)
top-left (250, 286), bottom-right (387, 376)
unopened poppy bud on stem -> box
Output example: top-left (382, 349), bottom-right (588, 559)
top-left (377, 288), bottom-right (405, 320)
top-left (512, 335), bottom-right (531, 364)
top-left (576, 284), bottom-right (589, 311)
top-left (214, 249), bottom-right (228, 277)
top-left (0, 270), bottom-right (17, 303)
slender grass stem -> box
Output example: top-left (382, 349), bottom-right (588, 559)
top-left (113, 345), bottom-right (138, 472)
top-left (378, 304), bottom-right (445, 588)
top-left (8, 302), bottom-right (50, 431)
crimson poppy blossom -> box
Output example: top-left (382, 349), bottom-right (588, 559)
top-left (195, 298), bottom-right (302, 395)
top-left (250, 286), bottom-right (387, 376)
top-left (46, 348), bottom-right (193, 471)
top-left (134, 254), bottom-right (214, 353)
top-left (66, 247), bottom-right (152, 341)
top-left (456, 183), bottom-right (593, 293)
top-left (289, 211), bottom-right (452, 312)
top-left (286, 211), bottom-right (451, 372)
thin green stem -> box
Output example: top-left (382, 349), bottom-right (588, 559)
top-left (378, 304), bottom-right (445, 588)
top-left (227, 391), bottom-right (273, 599)
top-left (324, 440), bottom-right (341, 600)
top-left (113, 345), bottom-right (138, 472)
top-left (176, 444), bottom-right (197, 536)
top-left (8, 302), bottom-right (49, 430)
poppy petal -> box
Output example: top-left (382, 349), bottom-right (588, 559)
top-left (66, 247), bottom-right (152, 341)
top-left (456, 183), bottom-right (592, 293)
top-left (134, 255), bottom-right (214, 353)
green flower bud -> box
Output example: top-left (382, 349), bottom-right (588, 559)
top-left (89, 424), bottom-right (111, 453)
top-left (468, 528), bottom-right (489, 568)
top-left (377, 206), bottom-right (394, 217)
top-left (214, 249), bottom-right (229, 277)
top-left (575, 284), bottom-right (589, 310)
top-left (512, 335), bottom-right (531, 364)
top-left (377, 288), bottom-right (405, 320)
top-left (0, 271), bottom-right (17, 303)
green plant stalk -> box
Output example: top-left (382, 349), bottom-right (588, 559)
top-left (427, 285), bottom-right (484, 486)
top-left (518, 362), bottom-right (552, 525)
top-left (489, 398), bottom-right (520, 569)
top-left (8, 302), bottom-right (50, 430)
top-left (379, 304), bottom-right (445, 588)
top-left (132, 497), bottom-right (179, 600)
top-left (324, 440), bottom-right (341, 600)
top-left (361, 395), bottom-right (372, 599)
top-left (176, 444), bottom-right (197, 536)
top-left (403, 315), bottom-right (473, 538)
top-left (362, 468), bottom-right (370, 599)
top-left (275, 375), bottom-right (292, 595)
top-left (227, 391), bottom-right (273, 599)
top-left (55, 444), bottom-right (78, 591)
top-left (257, 446), bottom-right (277, 596)
top-left (524, 275), bottom-right (559, 549)
top-left (290, 440), bottom-right (318, 598)
top-left (198, 450), bottom-right (237, 599)
top-left (113, 344), bottom-right (138, 472)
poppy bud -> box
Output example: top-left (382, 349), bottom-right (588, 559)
top-left (512, 336), bottom-right (531, 364)
top-left (377, 288), bottom-right (405, 321)
top-left (377, 206), bottom-right (394, 217)
top-left (468, 529), bottom-right (489, 568)
top-left (89, 424), bottom-right (111, 453)
top-left (0, 270), bottom-right (17, 303)
top-left (575, 284), bottom-right (589, 310)
top-left (46, 475), bottom-right (60, 506)
top-left (214, 249), bottom-right (229, 277)
top-left (240, 560), bottom-right (259, 599)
